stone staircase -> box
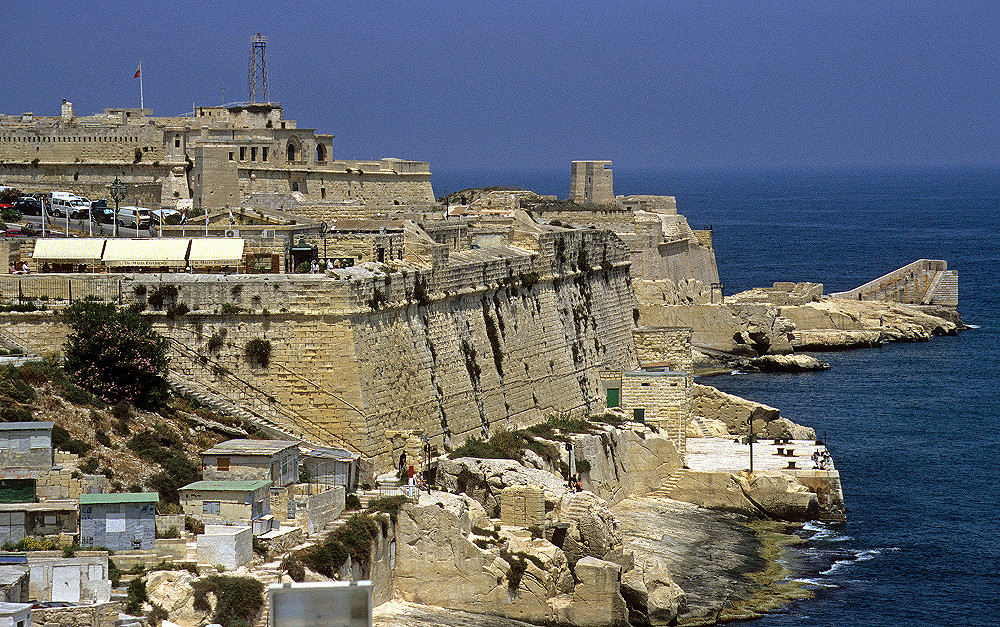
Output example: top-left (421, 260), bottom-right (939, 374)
top-left (167, 373), bottom-right (306, 443)
top-left (560, 494), bottom-right (593, 522)
top-left (648, 467), bottom-right (689, 500)
top-left (251, 561), bottom-right (285, 627)
top-left (688, 415), bottom-right (711, 438)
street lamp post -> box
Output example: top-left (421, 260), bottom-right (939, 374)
top-left (109, 176), bottom-right (127, 238)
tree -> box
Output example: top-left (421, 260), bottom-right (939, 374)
top-left (62, 301), bottom-right (170, 409)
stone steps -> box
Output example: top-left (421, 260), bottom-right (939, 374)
top-left (649, 468), bottom-right (689, 500)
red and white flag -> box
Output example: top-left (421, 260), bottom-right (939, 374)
top-left (134, 62), bottom-right (141, 79)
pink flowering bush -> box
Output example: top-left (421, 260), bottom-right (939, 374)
top-left (62, 300), bottom-right (170, 409)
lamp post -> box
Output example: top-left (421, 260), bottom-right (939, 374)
top-left (109, 176), bottom-right (127, 238)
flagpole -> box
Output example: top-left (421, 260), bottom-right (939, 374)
top-left (139, 60), bottom-right (144, 111)
top-left (40, 197), bottom-right (46, 238)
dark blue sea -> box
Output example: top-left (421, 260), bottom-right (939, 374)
top-left (436, 167), bottom-right (1000, 626)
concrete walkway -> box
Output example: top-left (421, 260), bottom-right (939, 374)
top-left (685, 437), bottom-right (834, 474)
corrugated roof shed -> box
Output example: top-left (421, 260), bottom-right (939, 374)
top-left (79, 492), bottom-right (159, 505)
top-left (202, 439), bottom-right (299, 456)
top-left (179, 480), bottom-right (272, 492)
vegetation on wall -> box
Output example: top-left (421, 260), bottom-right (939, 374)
top-left (61, 300), bottom-right (170, 409)
top-left (244, 338), bottom-right (271, 368)
top-left (127, 426), bottom-right (201, 503)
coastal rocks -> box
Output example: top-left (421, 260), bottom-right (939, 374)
top-left (734, 472), bottom-right (819, 521)
top-left (393, 494), bottom-right (629, 626)
top-left (569, 427), bottom-right (683, 504)
top-left (745, 354), bottom-right (830, 373)
top-left (144, 569), bottom-right (212, 627)
top-left (667, 470), bottom-right (818, 521)
top-left (551, 557), bottom-right (628, 627)
top-left (780, 299), bottom-right (959, 349)
top-left (552, 492), bottom-right (626, 569)
top-left (436, 457), bottom-right (568, 516)
top-left (620, 556), bottom-right (687, 625)
top-left (692, 383), bottom-right (816, 440)
top-left (790, 329), bottom-right (882, 350)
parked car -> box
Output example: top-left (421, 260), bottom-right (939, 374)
top-left (18, 222), bottom-right (38, 236)
top-left (90, 199), bottom-right (116, 224)
top-left (116, 206), bottom-right (151, 229)
top-left (13, 198), bottom-right (42, 216)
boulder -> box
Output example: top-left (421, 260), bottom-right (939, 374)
top-left (144, 570), bottom-right (212, 627)
top-left (747, 354), bottom-right (830, 372)
top-left (621, 556), bottom-right (687, 625)
top-left (551, 557), bottom-right (628, 627)
top-left (553, 492), bottom-right (624, 568)
top-left (692, 383), bottom-right (814, 439)
top-left (666, 470), bottom-right (759, 516)
top-left (735, 472), bottom-right (819, 521)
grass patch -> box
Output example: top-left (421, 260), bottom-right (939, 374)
top-left (298, 513), bottom-right (380, 578)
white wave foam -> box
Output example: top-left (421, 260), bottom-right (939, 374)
top-left (801, 522), bottom-right (852, 542)
top-left (966, 324), bottom-right (981, 329)
top-left (792, 577), bottom-right (838, 589)
top-left (820, 547), bottom-right (898, 575)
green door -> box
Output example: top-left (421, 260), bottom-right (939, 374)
top-left (606, 388), bottom-right (620, 408)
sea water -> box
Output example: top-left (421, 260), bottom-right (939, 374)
top-left (435, 167), bottom-right (1000, 626)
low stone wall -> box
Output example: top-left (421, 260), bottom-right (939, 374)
top-left (257, 525), bottom-right (304, 555)
top-left (298, 485), bottom-right (345, 535)
top-left (155, 514), bottom-right (184, 537)
top-left (32, 601), bottom-right (124, 627)
top-left (153, 537), bottom-right (188, 561)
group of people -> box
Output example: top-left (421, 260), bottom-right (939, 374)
top-left (8, 262), bottom-right (28, 274)
top-left (811, 449), bottom-right (833, 469)
top-left (567, 475), bottom-right (584, 492)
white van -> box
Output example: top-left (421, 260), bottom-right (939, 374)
top-left (48, 191), bottom-right (91, 219)
top-left (116, 206), bottom-right (151, 229)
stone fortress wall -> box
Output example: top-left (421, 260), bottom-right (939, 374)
top-left (0, 231), bottom-right (638, 470)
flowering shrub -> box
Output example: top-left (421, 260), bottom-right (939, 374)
top-left (62, 301), bottom-right (170, 409)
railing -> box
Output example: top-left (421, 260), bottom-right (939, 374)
top-left (165, 334), bottom-right (364, 454)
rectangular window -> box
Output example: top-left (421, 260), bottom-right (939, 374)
top-left (320, 188), bottom-right (326, 199)
top-left (203, 501), bottom-right (220, 515)
top-left (633, 408), bottom-right (645, 422)
top-left (217, 457), bottom-right (230, 471)
top-left (239, 147), bottom-right (246, 161)
top-left (174, 137), bottom-right (181, 148)
top-left (281, 459), bottom-right (288, 475)
top-left (262, 147), bottom-right (268, 161)
top-left (251, 147), bottom-right (257, 161)
top-left (229, 152), bottom-right (234, 161)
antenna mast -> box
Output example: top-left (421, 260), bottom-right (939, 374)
top-left (249, 33), bottom-right (268, 104)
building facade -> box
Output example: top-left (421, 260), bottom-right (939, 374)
top-left (78, 493), bottom-right (157, 552)
top-left (0, 101), bottom-right (434, 211)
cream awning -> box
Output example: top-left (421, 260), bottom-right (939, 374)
top-left (188, 238), bottom-right (245, 264)
top-left (102, 238), bottom-right (191, 267)
top-left (31, 238), bottom-right (105, 263)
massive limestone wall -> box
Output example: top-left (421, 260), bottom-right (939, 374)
top-left (0, 260), bottom-right (637, 470)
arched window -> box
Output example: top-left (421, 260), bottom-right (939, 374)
top-left (287, 142), bottom-right (297, 162)
top-left (316, 143), bottom-right (326, 162)
top-left (291, 182), bottom-right (299, 192)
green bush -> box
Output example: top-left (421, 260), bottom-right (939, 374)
top-left (185, 516), bottom-right (205, 535)
top-left (147, 285), bottom-right (178, 310)
top-left (62, 301), bottom-right (170, 409)
top-left (158, 526), bottom-right (181, 539)
top-left (95, 429), bottom-right (112, 447)
top-left (192, 575), bottom-right (265, 627)
top-left (80, 458), bottom-right (99, 474)
top-left (109, 558), bottom-right (121, 587)
top-left (300, 513), bottom-right (379, 578)
top-left (0, 375), bottom-right (36, 403)
top-left (1, 406), bottom-right (33, 422)
top-left (345, 493), bottom-right (361, 510)
top-left (281, 554), bottom-right (305, 582)
top-left (366, 495), bottom-right (409, 522)
top-left (125, 577), bottom-right (147, 615)
top-left (52, 425), bottom-right (92, 456)
top-left (207, 332), bottom-right (224, 353)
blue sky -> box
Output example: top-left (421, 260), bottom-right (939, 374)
top-left (2, 1), bottom-right (998, 176)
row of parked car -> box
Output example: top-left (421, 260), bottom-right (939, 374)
top-left (5, 194), bottom-right (180, 229)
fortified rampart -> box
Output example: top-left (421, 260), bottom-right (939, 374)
top-left (0, 232), bottom-right (637, 469)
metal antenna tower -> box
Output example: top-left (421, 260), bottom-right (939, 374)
top-left (248, 32), bottom-right (268, 104)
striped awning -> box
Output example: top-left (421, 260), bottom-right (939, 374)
top-left (188, 238), bottom-right (245, 264)
top-left (102, 239), bottom-right (191, 267)
top-left (31, 238), bottom-right (105, 263)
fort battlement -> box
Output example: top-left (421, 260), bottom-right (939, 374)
top-left (0, 229), bottom-right (639, 468)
